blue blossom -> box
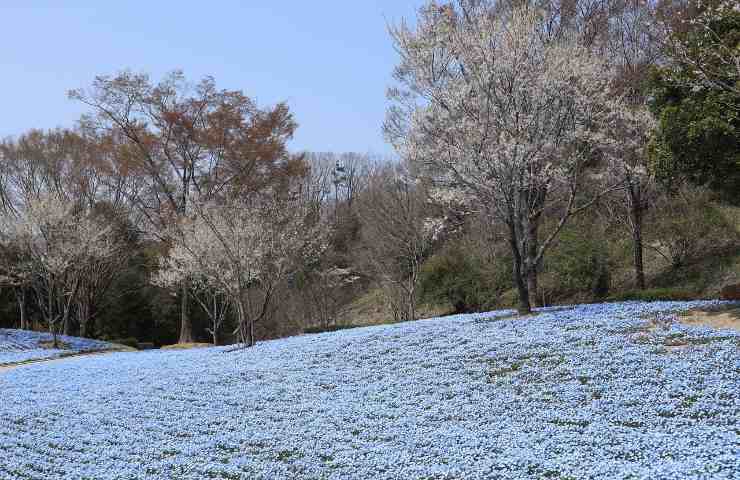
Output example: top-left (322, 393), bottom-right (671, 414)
top-left (0, 301), bottom-right (738, 479)
top-left (0, 329), bottom-right (113, 366)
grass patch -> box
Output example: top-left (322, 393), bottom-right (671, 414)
top-left (303, 324), bottom-right (360, 335)
top-left (607, 288), bottom-right (699, 302)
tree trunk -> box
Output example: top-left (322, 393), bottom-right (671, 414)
top-left (245, 318), bottom-right (255, 347)
top-left (527, 270), bottom-right (539, 310)
top-left (508, 222), bottom-right (531, 315)
top-left (514, 266), bottom-right (531, 315)
top-left (16, 289), bottom-right (27, 330)
top-left (78, 300), bottom-right (90, 338)
top-left (526, 215), bottom-right (541, 308)
top-left (178, 283), bottom-right (194, 343)
top-left (629, 194), bottom-right (646, 290)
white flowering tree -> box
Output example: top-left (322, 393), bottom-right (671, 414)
top-left (0, 195), bottom-right (119, 346)
top-left (155, 195), bottom-right (324, 347)
top-left (386, 3), bottom-right (642, 314)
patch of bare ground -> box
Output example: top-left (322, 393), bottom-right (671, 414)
top-left (160, 342), bottom-right (214, 350)
top-left (678, 305), bottom-right (740, 332)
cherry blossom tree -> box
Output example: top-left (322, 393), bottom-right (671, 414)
top-left (0, 195), bottom-right (120, 346)
top-left (386, 2), bottom-right (641, 314)
top-left (154, 194), bottom-right (325, 347)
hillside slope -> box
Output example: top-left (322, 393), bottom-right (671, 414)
top-left (0, 330), bottom-right (116, 366)
top-left (0, 301), bottom-right (738, 479)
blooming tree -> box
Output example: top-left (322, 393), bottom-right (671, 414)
top-left (71, 71), bottom-right (302, 343)
top-left (0, 195), bottom-right (120, 346)
top-left (154, 195), bottom-right (325, 347)
top-left (386, 2), bottom-right (641, 314)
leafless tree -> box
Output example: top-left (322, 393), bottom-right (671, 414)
top-left (359, 164), bottom-right (433, 322)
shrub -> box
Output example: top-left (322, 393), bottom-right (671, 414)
top-left (648, 187), bottom-right (736, 268)
top-left (110, 337), bottom-right (140, 349)
top-left (607, 288), bottom-right (698, 302)
top-left (419, 247), bottom-right (509, 313)
top-left (303, 324), bottom-right (359, 335)
top-left (544, 219), bottom-right (612, 300)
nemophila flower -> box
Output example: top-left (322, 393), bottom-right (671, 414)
top-left (0, 329), bottom-right (114, 366)
top-left (0, 301), bottom-right (738, 479)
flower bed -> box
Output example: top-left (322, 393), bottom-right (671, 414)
top-left (0, 301), bottom-right (738, 479)
top-left (0, 329), bottom-right (113, 366)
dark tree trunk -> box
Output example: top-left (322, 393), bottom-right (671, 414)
top-left (78, 300), bottom-right (90, 338)
top-left (178, 283), bottom-right (194, 343)
top-left (16, 289), bottom-right (27, 330)
top-left (508, 221), bottom-right (531, 315)
top-left (629, 189), bottom-right (646, 290)
top-left (246, 319), bottom-right (255, 347)
top-left (527, 270), bottom-right (539, 309)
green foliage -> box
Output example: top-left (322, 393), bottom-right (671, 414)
top-left (420, 246), bottom-right (510, 313)
top-left (303, 324), bottom-right (359, 335)
top-left (607, 288), bottom-right (698, 302)
top-left (648, 190), bottom-right (736, 268)
top-left (544, 220), bottom-right (611, 300)
top-left (649, 4), bottom-right (740, 202)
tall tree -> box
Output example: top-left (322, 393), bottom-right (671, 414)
top-left (154, 194), bottom-right (324, 347)
top-left (358, 165), bottom-right (433, 322)
top-left (386, 2), bottom-right (638, 314)
top-left (70, 71), bottom-right (301, 342)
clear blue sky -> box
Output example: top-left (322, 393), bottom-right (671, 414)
top-left (1, 1), bottom-right (423, 155)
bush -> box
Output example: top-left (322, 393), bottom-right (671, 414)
top-left (606, 288), bottom-right (698, 302)
top-left (109, 337), bottom-right (140, 349)
top-left (544, 219), bottom-right (611, 300)
top-left (303, 324), bottom-right (359, 335)
top-left (420, 247), bottom-right (509, 313)
top-left (649, 187), bottom-right (736, 268)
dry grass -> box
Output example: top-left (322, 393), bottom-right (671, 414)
top-left (160, 342), bottom-right (214, 350)
top-left (339, 287), bottom-right (452, 327)
top-left (678, 305), bottom-right (740, 332)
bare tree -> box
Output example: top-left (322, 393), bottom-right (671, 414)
top-left (190, 285), bottom-right (231, 346)
top-left (359, 164), bottom-right (433, 322)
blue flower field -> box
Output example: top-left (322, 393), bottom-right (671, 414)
top-left (0, 301), bottom-right (738, 479)
top-left (0, 329), bottom-right (114, 366)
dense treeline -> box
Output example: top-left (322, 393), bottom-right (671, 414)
top-left (0, 0), bottom-right (737, 346)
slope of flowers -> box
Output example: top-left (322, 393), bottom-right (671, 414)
top-left (0, 329), bottom-right (113, 366)
top-left (0, 301), bottom-right (738, 479)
